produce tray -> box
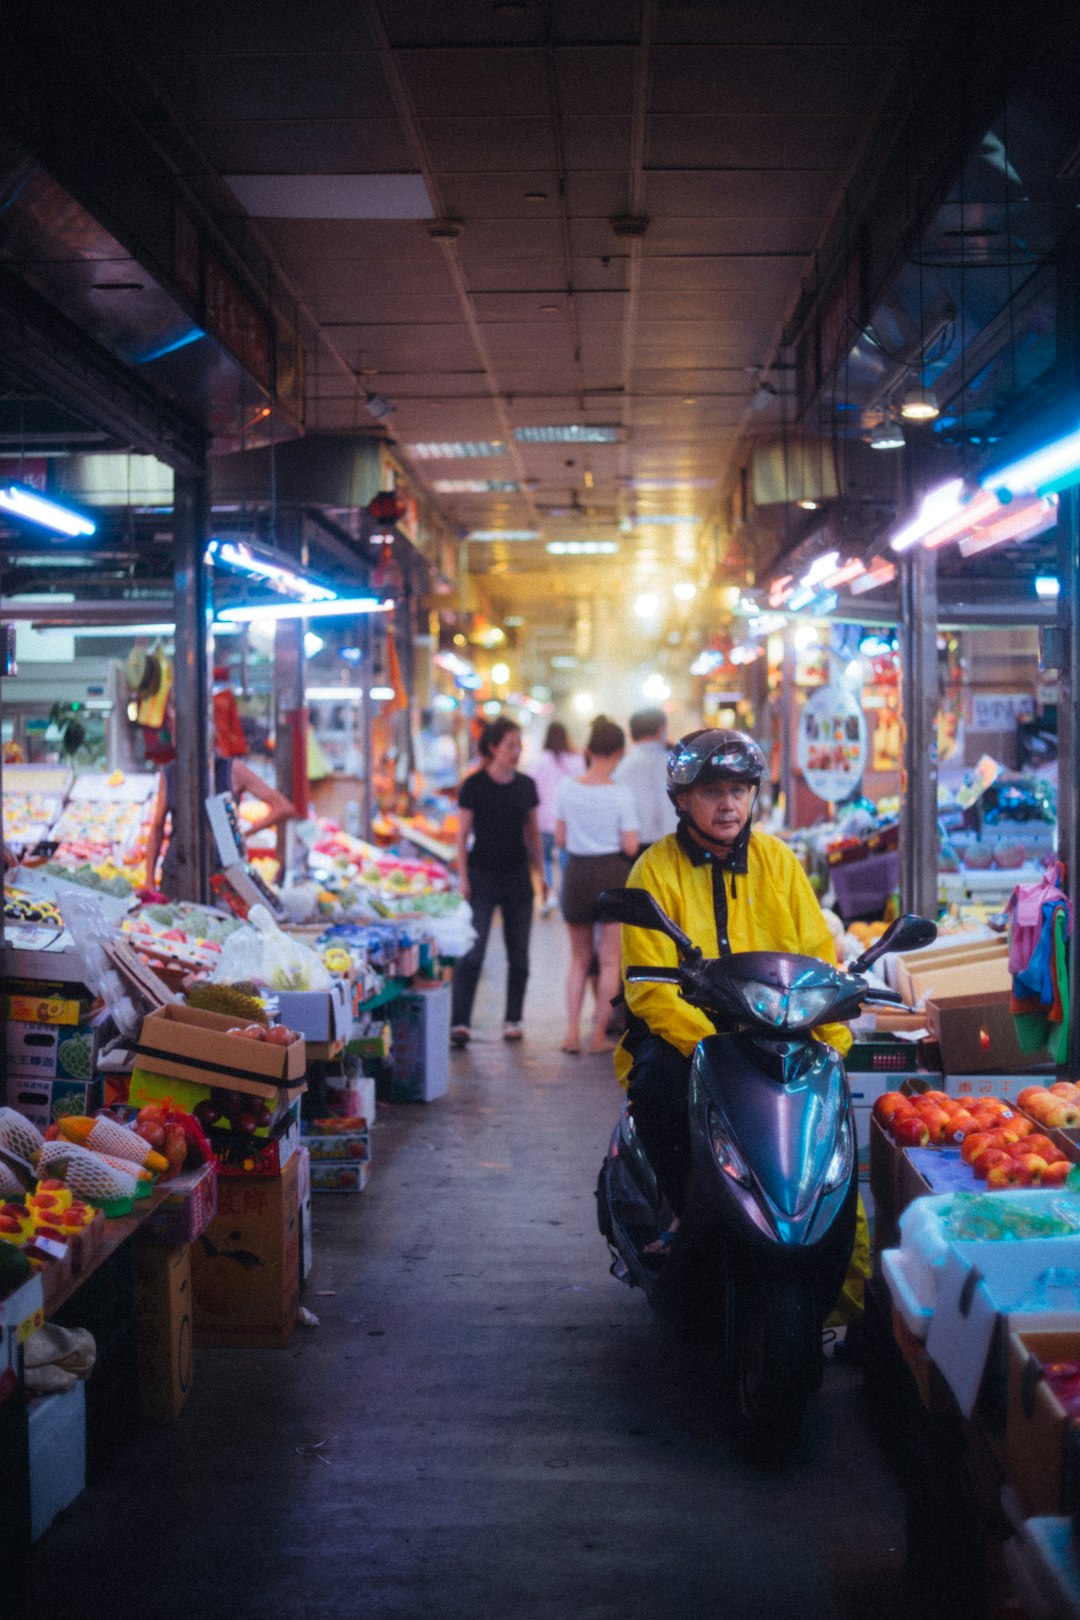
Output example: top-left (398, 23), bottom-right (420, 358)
top-left (846, 1037), bottom-right (921, 1073)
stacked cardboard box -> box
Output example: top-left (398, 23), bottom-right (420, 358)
top-left (131, 1002), bottom-right (307, 1350)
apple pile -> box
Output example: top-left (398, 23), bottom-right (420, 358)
top-left (872, 1089), bottom-right (1074, 1186)
top-left (1020, 1083), bottom-right (1080, 1130)
top-left (233, 1023), bottom-right (297, 1046)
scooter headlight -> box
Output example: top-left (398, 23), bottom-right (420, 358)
top-left (735, 978), bottom-right (787, 1026)
top-left (706, 1102), bottom-right (752, 1187)
top-left (823, 1116), bottom-right (854, 1192)
top-left (786, 985), bottom-right (835, 1026)
top-left (734, 979), bottom-right (835, 1029)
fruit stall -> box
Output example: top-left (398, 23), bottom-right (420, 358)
top-left (0, 831), bottom-right (473, 1562)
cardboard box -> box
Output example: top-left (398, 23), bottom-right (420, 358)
top-left (301, 1128), bottom-right (370, 1164)
top-left (310, 1159), bottom-right (371, 1193)
top-left (895, 939), bottom-right (1006, 1005)
top-left (191, 1155), bottom-right (299, 1348)
top-left (133, 1240), bottom-right (193, 1424)
top-left (901, 951), bottom-right (1011, 1010)
top-left (137, 1002), bottom-right (306, 1087)
top-left (5, 1075), bottom-right (102, 1134)
top-left (27, 1383), bottom-right (86, 1541)
top-left (142, 1161), bottom-right (218, 1246)
top-left (2, 931), bottom-right (86, 986)
top-left (128, 1067), bottom-right (302, 1140)
top-left (215, 1107), bottom-right (301, 1179)
top-left (276, 982), bottom-right (352, 1043)
top-left (927, 993), bottom-right (1046, 1073)
top-left (388, 984), bottom-right (451, 1104)
top-left (4, 982), bottom-right (96, 1026)
top-left (869, 1116), bottom-right (933, 1249)
top-left (5, 1020), bottom-right (97, 1082)
top-left (1006, 1323), bottom-right (1080, 1515)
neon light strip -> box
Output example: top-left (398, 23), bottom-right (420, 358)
top-left (217, 597), bottom-right (393, 622)
top-left (0, 484), bottom-right (96, 537)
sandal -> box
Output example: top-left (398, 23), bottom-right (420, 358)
top-left (643, 1224), bottom-right (679, 1258)
top-left (450, 1025), bottom-right (470, 1049)
top-left (560, 1038), bottom-right (581, 1055)
top-left (503, 1022), bottom-right (524, 1042)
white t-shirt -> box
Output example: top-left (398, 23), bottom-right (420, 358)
top-left (529, 748), bottom-right (585, 834)
top-left (554, 776), bottom-right (639, 856)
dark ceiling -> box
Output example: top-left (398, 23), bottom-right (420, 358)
top-left (0, 0), bottom-right (1076, 640)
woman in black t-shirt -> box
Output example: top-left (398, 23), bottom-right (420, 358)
top-left (451, 717), bottom-right (547, 1046)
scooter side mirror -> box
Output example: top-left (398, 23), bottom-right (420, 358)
top-left (850, 912), bottom-right (938, 975)
top-left (596, 887), bottom-right (696, 957)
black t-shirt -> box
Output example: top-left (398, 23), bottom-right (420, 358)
top-left (458, 769), bottom-right (539, 872)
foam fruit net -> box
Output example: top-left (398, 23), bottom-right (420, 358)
top-left (85, 1115), bottom-right (153, 1166)
top-left (0, 1106), bottom-right (45, 1162)
top-left (38, 1141), bottom-right (139, 1201)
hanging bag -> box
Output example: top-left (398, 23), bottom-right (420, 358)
top-left (1006, 860), bottom-right (1070, 975)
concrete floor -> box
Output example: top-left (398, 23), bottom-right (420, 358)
top-left (22, 914), bottom-right (914, 1620)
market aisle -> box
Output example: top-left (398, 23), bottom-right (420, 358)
top-left (22, 915), bottom-right (911, 1620)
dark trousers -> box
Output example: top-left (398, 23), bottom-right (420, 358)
top-left (626, 1034), bottom-right (694, 1215)
top-left (451, 865), bottom-right (534, 1027)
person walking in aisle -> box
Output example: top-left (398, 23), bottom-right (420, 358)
top-left (614, 706), bottom-right (678, 852)
top-left (451, 716), bottom-right (547, 1048)
top-left (555, 716), bottom-right (639, 1054)
top-left (530, 720), bottom-right (584, 915)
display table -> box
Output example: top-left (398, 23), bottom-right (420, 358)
top-left (43, 1185), bottom-right (172, 1319)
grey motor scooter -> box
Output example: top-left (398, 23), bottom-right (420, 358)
top-left (595, 888), bottom-right (936, 1456)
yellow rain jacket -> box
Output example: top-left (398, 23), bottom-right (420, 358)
top-left (615, 824), bottom-right (852, 1086)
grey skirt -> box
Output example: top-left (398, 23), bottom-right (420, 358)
top-left (561, 851), bottom-right (633, 926)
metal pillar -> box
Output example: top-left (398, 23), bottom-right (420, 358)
top-left (360, 611), bottom-right (374, 840)
top-left (1056, 239), bottom-right (1080, 1076)
top-left (779, 626), bottom-right (796, 828)
top-left (171, 472), bottom-right (213, 901)
top-left (274, 617), bottom-right (307, 864)
top-left (898, 546), bottom-right (939, 920)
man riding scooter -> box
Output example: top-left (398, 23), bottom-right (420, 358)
top-left (614, 728), bottom-right (868, 1317)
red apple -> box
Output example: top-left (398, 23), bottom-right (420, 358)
top-left (873, 1093), bottom-right (913, 1127)
top-left (1020, 1134), bottom-right (1061, 1160)
top-left (986, 1160), bottom-right (1034, 1188)
top-left (962, 1130), bottom-right (1005, 1166)
top-left (1040, 1161), bottom-right (1072, 1187)
top-left (972, 1148), bottom-right (1015, 1181)
top-left (892, 1114), bottom-right (930, 1148)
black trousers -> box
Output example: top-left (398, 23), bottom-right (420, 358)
top-left (626, 1034), bottom-right (694, 1215)
top-left (451, 864), bottom-right (534, 1027)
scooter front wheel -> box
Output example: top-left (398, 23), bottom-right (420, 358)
top-left (728, 1277), bottom-right (818, 1462)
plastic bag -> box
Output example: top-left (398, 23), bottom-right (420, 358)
top-left (210, 903), bottom-right (331, 991)
top-left (1007, 860), bottom-right (1070, 974)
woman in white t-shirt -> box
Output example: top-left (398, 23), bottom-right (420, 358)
top-left (529, 721), bottom-right (584, 914)
top-left (554, 715), bottom-right (639, 1054)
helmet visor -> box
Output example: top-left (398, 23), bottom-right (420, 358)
top-left (668, 732), bottom-right (764, 789)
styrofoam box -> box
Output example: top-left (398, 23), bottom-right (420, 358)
top-left (944, 1072), bottom-right (1055, 1104)
top-left (881, 1247), bottom-right (935, 1339)
top-left (928, 1235), bottom-right (1080, 1417)
top-left (28, 1382), bottom-right (86, 1541)
top-left (885, 1189), bottom-right (1080, 1340)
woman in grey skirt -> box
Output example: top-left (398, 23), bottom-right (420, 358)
top-left (554, 715), bottom-right (639, 1053)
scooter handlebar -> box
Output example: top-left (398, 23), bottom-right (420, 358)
top-left (625, 966), bottom-right (683, 983)
top-left (861, 989), bottom-right (906, 1006)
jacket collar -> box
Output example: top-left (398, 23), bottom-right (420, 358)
top-left (676, 817), bottom-right (751, 875)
